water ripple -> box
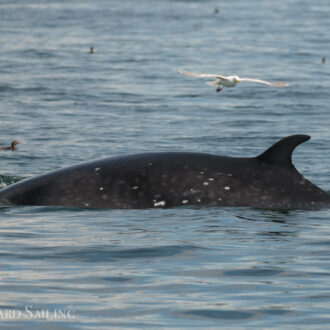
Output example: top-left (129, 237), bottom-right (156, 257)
top-left (0, 244), bottom-right (202, 262)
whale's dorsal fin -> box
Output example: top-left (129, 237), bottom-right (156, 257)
top-left (256, 134), bottom-right (310, 168)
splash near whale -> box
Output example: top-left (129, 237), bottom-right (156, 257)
top-left (0, 135), bottom-right (329, 210)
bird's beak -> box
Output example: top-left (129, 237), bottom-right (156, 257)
top-left (237, 80), bottom-right (241, 83)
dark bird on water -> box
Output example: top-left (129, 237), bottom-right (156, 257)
top-left (0, 141), bottom-right (21, 151)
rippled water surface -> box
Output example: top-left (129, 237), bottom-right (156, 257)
top-left (0, 0), bottom-right (330, 328)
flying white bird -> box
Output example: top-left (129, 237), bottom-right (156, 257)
top-left (179, 69), bottom-right (289, 93)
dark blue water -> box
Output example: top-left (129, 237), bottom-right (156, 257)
top-left (0, 0), bottom-right (330, 328)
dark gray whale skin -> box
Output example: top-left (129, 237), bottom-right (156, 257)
top-left (0, 135), bottom-right (329, 210)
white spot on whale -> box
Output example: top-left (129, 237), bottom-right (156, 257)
top-left (203, 182), bottom-right (209, 186)
top-left (132, 186), bottom-right (139, 190)
top-left (224, 186), bottom-right (231, 191)
top-left (208, 178), bottom-right (214, 181)
top-left (99, 187), bottom-right (104, 191)
top-left (182, 199), bottom-right (188, 204)
top-left (154, 201), bottom-right (166, 207)
top-left (94, 168), bottom-right (100, 171)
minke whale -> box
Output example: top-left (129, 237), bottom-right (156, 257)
top-left (0, 134), bottom-right (329, 210)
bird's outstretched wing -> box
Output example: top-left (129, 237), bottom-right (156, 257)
top-left (179, 69), bottom-right (226, 80)
top-left (240, 78), bottom-right (289, 87)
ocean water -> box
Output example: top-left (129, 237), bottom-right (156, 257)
top-left (0, 0), bottom-right (330, 328)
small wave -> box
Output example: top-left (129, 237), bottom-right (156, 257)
top-left (53, 244), bottom-right (202, 262)
top-left (0, 174), bottom-right (23, 189)
top-left (0, 84), bottom-right (13, 93)
top-left (177, 309), bottom-right (255, 320)
top-left (177, 307), bottom-right (295, 321)
top-left (0, 232), bottom-right (39, 239)
top-left (0, 244), bottom-right (202, 262)
top-left (20, 48), bottom-right (58, 59)
top-left (223, 267), bottom-right (283, 277)
top-left (0, 83), bottom-right (48, 93)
